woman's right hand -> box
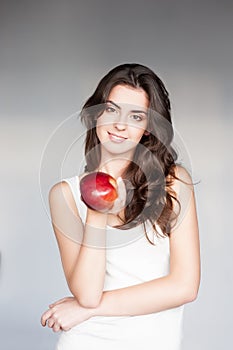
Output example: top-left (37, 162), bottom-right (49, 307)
top-left (41, 296), bottom-right (95, 332)
top-left (108, 176), bottom-right (127, 214)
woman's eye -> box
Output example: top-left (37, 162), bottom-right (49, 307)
top-left (105, 106), bottom-right (116, 113)
top-left (131, 114), bottom-right (143, 121)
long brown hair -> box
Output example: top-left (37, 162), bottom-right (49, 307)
top-left (80, 63), bottom-right (183, 244)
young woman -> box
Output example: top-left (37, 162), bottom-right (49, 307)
top-left (41, 63), bottom-right (200, 350)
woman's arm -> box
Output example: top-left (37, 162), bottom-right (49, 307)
top-left (92, 166), bottom-right (201, 316)
top-left (49, 182), bottom-right (108, 308)
top-left (68, 209), bottom-right (108, 307)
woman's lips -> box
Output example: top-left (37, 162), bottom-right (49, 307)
top-left (108, 132), bottom-right (127, 143)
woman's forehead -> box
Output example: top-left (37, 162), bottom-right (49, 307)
top-left (108, 85), bottom-right (149, 109)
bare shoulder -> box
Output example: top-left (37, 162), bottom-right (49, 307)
top-left (49, 181), bottom-right (70, 197)
top-left (174, 165), bottom-right (193, 183)
top-left (170, 164), bottom-right (194, 194)
top-left (49, 181), bottom-right (79, 216)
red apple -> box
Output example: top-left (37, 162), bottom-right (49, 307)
top-left (80, 172), bottom-right (118, 212)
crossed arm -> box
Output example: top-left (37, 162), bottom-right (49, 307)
top-left (41, 166), bottom-right (201, 332)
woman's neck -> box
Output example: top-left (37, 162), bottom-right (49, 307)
top-left (97, 158), bottom-right (130, 178)
top-left (94, 144), bottom-right (136, 178)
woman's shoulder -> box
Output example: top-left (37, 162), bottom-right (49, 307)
top-left (49, 177), bottom-right (76, 195)
top-left (168, 164), bottom-right (194, 189)
top-left (48, 177), bottom-right (80, 215)
top-left (167, 164), bottom-right (192, 184)
top-left (174, 164), bottom-right (193, 183)
top-left (48, 181), bottom-right (72, 204)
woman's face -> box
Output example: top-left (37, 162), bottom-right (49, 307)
top-left (96, 84), bottom-right (149, 156)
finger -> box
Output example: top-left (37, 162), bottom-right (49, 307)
top-left (107, 177), bottom-right (127, 214)
top-left (49, 299), bottom-right (65, 308)
top-left (116, 177), bottom-right (127, 203)
top-left (41, 309), bottom-right (53, 326)
top-left (49, 298), bottom-right (66, 308)
top-left (53, 323), bottom-right (61, 333)
top-left (62, 325), bottom-right (71, 332)
top-left (49, 297), bottom-right (72, 308)
top-left (47, 317), bottom-right (56, 328)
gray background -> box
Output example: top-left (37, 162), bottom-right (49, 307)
top-left (0, 0), bottom-right (232, 349)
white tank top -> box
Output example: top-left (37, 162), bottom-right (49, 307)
top-left (56, 175), bottom-right (184, 350)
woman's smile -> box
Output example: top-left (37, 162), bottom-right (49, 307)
top-left (107, 131), bottom-right (128, 143)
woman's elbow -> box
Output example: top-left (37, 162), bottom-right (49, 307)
top-left (70, 285), bottom-right (102, 308)
top-left (78, 294), bottom-right (102, 308)
top-left (184, 290), bottom-right (198, 303)
top-left (183, 284), bottom-right (200, 304)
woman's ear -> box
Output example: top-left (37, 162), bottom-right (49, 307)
top-left (143, 131), bottom-right (150, 136)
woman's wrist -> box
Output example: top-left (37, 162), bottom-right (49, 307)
top-left (86, 208), bottom-right (108, 228)
top-left (83, 209), bottom-right (108, 248)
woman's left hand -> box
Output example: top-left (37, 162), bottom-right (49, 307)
top-left (41, 296), bottom-right (94, 332)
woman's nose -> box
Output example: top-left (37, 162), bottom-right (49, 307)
top-left (113, 114), bottom-right (127, 130)
top-left (114, 121), bottom-right (126, 131)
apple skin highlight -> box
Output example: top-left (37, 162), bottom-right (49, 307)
top-left (80, 172), bottom-right (118, 212)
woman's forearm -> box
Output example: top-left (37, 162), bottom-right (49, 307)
top-left (94, 274), bottom-right (197, 317)
top-left (69, 210), bottom-right (108, 308)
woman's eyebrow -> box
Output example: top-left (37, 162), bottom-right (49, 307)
top-left (131, 109), bottom-right (148, 115)
top-left (106, 100), bottom-right (148, 114)
top-left (106, 100), bottom-right (121, 109)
